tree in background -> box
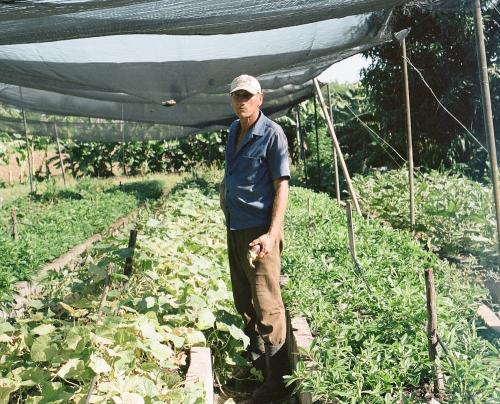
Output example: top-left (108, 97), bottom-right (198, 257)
top-left (362, 5), bottom-right (499, 180)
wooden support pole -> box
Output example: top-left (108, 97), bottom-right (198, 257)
top-left (313, 78), bottom-right (361, 214)
top-left (424, 269), bottom-right (445, 399)
top-left (345, 201), bottom-right (357, 262)
top-left (327, 83), bottom-right (341, 204)
top-left (97, 264), bottom-right (112, 316)
top-left (473, 0), bottom-right (500, 254)
top-left (11, 209), bottom-right (17, 240)
top-left (401, 37), bottom-right (416, 232)
top-left (19, 88), bottom-right (34, 194)
top-left (296, 106), bottom-right (309, 186)
top-left (53, 123), bottom-right (66, 187)
top-left (121, 104), bottom-right (127, 176)
top-left (123, 229), bottom-right (138, 278)
top-left (313, 95), bottom-right (321, 189)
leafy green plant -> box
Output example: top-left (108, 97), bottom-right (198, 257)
top-left (352, 168), bottom-right (498, 266)
top-left (281, 186), bottom-right (499, 402)
top-left (0, 175), bottom-right (247, 402)
top-left (0, 179), bottom-right (166, 299)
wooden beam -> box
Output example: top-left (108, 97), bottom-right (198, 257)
top-left (472, 0), bottom-right (500, 255)
top-left (313, 78), bottom-right (361, 214)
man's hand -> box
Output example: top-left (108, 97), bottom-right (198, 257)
top-left (249, 232), bottom-right (277, 260)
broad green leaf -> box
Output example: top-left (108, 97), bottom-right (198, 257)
top-left (196, 308), bottom-right (215, 330)
top-left (228, 325), bottom-right (250, 348)
top-left (89, 354), bottom-right (112, 374)
top-left (20, 368), bottom-right (51, 385)
top-left (40, 381), bottom-right (73, 402)
top-left (0, 322), bottom-right (15, 334)
top-left (185, 330), bottom-right (206, 346)
top-left (149, 341), bottom-right (173, 362)
top-left (31, 324), bottom-right (56, 336)
top-left (0, 378), bottom-right (19, 403)
top-left (112, 392), bottom-right (144, 404)
top-left (30, 335), bottom-right (58, 362)
top-left (57, 358), bottom-right (85, 379)
top-left (165, 333), bottom-right (184, 349)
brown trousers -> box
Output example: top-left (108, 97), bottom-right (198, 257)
top-left (227, 227), bottom-right (286, 347)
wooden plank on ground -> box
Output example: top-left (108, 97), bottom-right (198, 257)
top-left (288, 315), bottom-right (314, 404)
top-left (186, 347), bottom-right (214, 404)
top-left (477, 304), bottom-right (500, 334)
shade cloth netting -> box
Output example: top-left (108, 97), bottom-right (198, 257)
top-left (0, 0), bottom-right (472, 141)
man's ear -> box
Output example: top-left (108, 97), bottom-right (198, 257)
top-left (258, 93), bottom-right (264, 107)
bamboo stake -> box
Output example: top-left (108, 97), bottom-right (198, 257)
top-left (424, 269), bottom-right (445, 399)
top-left (313, 78), bottom-right (360, 214)
top-left (296, 107), bottom-right (309, 186)
top-left (345, 201), bottom-right (372, 293)
top-left (400, 38), bottom-right (415, 232)
top-left (53, 123), bottom-right (66, 187)
top-left (18, 88), bottom-right (33, 194)
top-left (472, 0), bottom-right (500, 255)
top-left (313, 95), bottom-right (321, 188)
top-left (121, 104), bottom-right (127, 176)
top-left (345, 201), bottom-right (357, 262)
top-left (123, 229), bottom-right (138, 278)
top-left (11, 209), bottom-right (17, 240)
top-left (401, 37), bottom-right (416, 232)
top-left (327, 83), bottom-right (341, 204)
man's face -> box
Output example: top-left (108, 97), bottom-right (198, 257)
top-left (230, 90), bottom-right (263, 120)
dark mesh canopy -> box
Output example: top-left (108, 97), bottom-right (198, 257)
top-left (0, 0), bottom-right (471, 141)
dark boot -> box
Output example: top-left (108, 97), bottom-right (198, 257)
top-left (246, 327), bottom-right (266, 373)
top-left (252, 342), bottom-right (290, 403)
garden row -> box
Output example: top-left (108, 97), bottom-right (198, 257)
top-left (352, 168), bottom-right (497, 266)
top-left (0, 176), bottom-right (250, 402)
top-left (282, 185), bottom-right (499, 402)
top-left (1, 172), bottom-right (497, 402)
top-left (0, 177), bottom-right (169, 301)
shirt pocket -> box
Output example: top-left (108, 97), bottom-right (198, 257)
top-left (239, 155), bottom-right (262, 184)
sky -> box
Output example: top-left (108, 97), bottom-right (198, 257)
top-left (317, 53), bottom-right (371, 84)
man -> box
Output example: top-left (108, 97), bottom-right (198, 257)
top-left (220, 74), bottom-right (290, 402)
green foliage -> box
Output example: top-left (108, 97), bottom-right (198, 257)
top-left (352, 168), bottom-right (498, 266)
top-left (62, 131), bottom-right (227, 178)
top-left (362, 6), bottom-right (499, 178)
top-left (0, 179), bottom-right (165, 299)
top-left (282, 186), bottom-right (499, 402)
top-left (0, 176), bottom-right (246, 402)
top-left (287, 82), bottom-right (393, 196)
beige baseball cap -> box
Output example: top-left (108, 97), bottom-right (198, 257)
top-left (230, 74), bottom-right (262, 95)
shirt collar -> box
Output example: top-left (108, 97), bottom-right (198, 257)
top-left (248, 110), bottom-right (266, 137)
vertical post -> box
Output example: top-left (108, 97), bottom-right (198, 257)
top-left (19, 88), bottom-right (34, 194)
top-left (473, 0), bottom-right (500, 254)
top-left (296, 106), bottom-right (309, 186)
top-left (345, 201), bottom-right (357, 262)
top-left (313, 78), bottom-right (361, 214)
top-left (313, 95), bottom-right (321, 189)
top-left (121, 104), bottom-right (127, 176)
top-left (327, 83), bottom-right (341, 204)
top-left (424, 269), bottom-right (445, 399)
top-left (401, 37), bottom-right (416, 232)
top-left (123, 229), bottom-right (138, 278)
top-left (307, 196), bottom-right (312, 227)
top-left (54, 123), bottom-right (66, 187)
top-left (11, 208), bottom-right (17, 240)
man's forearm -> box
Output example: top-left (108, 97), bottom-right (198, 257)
top-left (268, 179), bottom-right (289, 238)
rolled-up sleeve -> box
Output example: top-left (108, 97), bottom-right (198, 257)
top-left (267, 129), bottom-right (291, 181)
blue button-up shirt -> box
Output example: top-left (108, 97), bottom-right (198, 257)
top-left (224, 111), bottom-right (290, 230)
